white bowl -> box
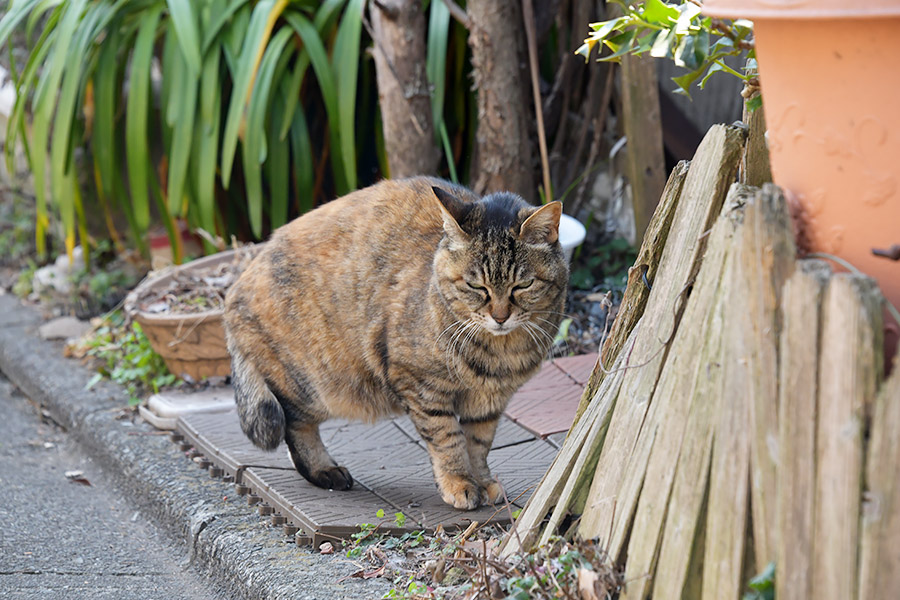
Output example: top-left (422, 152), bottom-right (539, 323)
top-left (559, 214), bottom-right (586, 263)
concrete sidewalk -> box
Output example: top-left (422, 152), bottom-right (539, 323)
top-left (0, 375), bottom-right (225, 599)
top-left (0, 294), bottom-right (391, 600)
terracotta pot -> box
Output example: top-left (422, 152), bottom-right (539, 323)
top-left (703, 0), bottom-right (900, 358)
top-left (125, 247), bottom-right (260, 381)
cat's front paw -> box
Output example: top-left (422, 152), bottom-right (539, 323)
top-left (437, 474), bottom-right (483, 510)
top-left (481, 480), bottom-right (505, 505)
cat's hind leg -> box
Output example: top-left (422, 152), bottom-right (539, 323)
top-left (282, 411), bottom-right (353, 491)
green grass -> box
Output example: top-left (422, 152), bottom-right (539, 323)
top-left (77, 312), bottom-right (177, 406)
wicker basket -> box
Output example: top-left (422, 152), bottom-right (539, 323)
top-left (125, 247), bottom-right (260, 381)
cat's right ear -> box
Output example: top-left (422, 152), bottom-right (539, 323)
top-left (432, 187), bottom-right (470, 250)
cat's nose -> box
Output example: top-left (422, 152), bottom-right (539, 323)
top-left (492, 313), bottom-right (509, 324)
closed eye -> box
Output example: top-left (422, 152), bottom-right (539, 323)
top-left (513, 280), bottom-right (534, 291)
top-left (466, 281), bottom-right (486, 290)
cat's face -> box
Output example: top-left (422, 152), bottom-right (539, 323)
top-left (432, 188), bottom-right (568, 338)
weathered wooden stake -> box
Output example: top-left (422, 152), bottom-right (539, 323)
top-left (813, 274), bottom-right (883, 600)
top-left (577, 125), bottom-right (745, 556)
top-left (775, 259), bottom-right (831, 600)
top-left (859, 357), bottom-right (900, 600)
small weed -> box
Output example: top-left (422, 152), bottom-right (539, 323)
top-left (345, 510), bottom-right (417, 558)
top-left (570, 237), bottom-right (636, 291)
top-left (743, 562), bottom-right (775, 600)
top-left (0, 194), bottom-right (36, 267)
top-left (73, 311), bottom-right (177, 405)
top-left (12, 260), bottom-right (37, 297)
top-left (382, 577), bottom-right (429, 599)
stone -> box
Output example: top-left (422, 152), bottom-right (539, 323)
top-left (38, 316), bottom-right (92, 341)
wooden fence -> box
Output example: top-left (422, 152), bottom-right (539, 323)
top-left (504, 123), bottom-right (900, 600)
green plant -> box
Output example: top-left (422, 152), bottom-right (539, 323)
top-left (0, 0), bottom-right (369, 262)
top-left (570, 237), bottom-right (636, 290)
top-left (12, 259), bottom-right (37, 297)
top-left (743, 562), bottom-right (775, 600)
top-left (78, 312), bottom-right (177, 405)
top-left (0, 198), bottom-right (35, 264)
top-left (382, 577), bottom-right (429, 600)
top-left (345, 509), bottom-right (416, 557)
top-left (577, 0), bottom-right (759, 108)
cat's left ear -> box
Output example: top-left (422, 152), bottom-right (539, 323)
top-left (432, 186), bottom-right (470, 249)
top-left (519, 201), bottom-right (562, 245)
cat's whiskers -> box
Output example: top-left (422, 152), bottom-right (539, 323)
top-left (523, 321), bottom-right (556, 359)
top-left (530, 312), bottom-right (574, 356)
top-left (445, 319), bottom-right (478, 381)
top-left (519, 322), bottom-right (545, 357)
top-left (531, 309), bottom-right (576, 321)
top-left (433, 319), bottom-right (465, 354)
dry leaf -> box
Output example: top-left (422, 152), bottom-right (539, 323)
top-left (578, 568), bottom-right (601, 600)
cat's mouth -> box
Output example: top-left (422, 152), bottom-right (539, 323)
top-left (483, 317), bottom-right (518, 336)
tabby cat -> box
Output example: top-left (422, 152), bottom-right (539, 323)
top-left (223, 176), bottom-right (568, 509)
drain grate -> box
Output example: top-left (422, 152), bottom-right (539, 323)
top-left (172, 354), bottom-right (596, 546)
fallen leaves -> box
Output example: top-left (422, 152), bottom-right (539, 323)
top-left (64, 469), bottom-right (91, 486)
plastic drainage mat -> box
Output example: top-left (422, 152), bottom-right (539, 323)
top-left (173, 354), bottom-right (597, 546)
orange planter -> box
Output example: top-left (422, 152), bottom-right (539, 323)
top-left (703, 0), bottom-right (900, 358)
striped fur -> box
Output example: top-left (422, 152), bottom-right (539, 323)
top-left (223, 177), bottom-right (568, 509)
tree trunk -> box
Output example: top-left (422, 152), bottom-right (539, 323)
top-left (466, 0), bottom-right (536, 203)
top-left (369, 0), bottom-right (439, 179)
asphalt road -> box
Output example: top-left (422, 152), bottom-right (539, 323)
top-left (0, 374), bottom-right (230, 600)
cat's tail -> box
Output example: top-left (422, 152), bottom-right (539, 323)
top-left (229, 346), bottom-right (285, 451)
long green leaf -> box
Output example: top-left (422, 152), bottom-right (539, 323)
top-left (193, 47), bottom-right (222, 240)
top-left (0, 0), bottom-right (41, 48)
top-left (277, 45), bottom-right (309, 140)
top-left (26, 0), bottom-right (64, 43)
top-left (286, 83), bottom-right (313, 214)
top-left (242, 25), bottom-right (292, 237)
top-left (426, 0), bottom-right (449, 136)
top-left (266, 94), bottom-right (289, 231)
top-left (221, 2), bottom-right (250, 73)
top-left (439, 120), bottom-right (458, 183)
top-left (220, 0), bottom-right (288, 187)
top-left (331, 0), bottom-right (363, 192)
top-left (92, 25), bottom-right (120, 204)
top-left (160, 7), bottom-right (181, 126)
top-left (50, 0), bottom-right (110, 257)
top-left (202, 0), bottom-right (247, 52)
top-left (198, 43), bottom-right (221, 128)
top-left (125, 4), bottom-right (163, 233)
top-left (30, 0), bottom-right (86, 257)
top-left (166, 0), bottom-right (202, 76)
top-left (313, 0), bottom-right (344, 32)
top-left (5, 3), bottom-right (59, 175)
top-left (284, 12), bottom-right (345, 194)
top-left (165, 33), bottom-right (199, 215)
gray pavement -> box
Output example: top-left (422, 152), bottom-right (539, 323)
top-left (0, 375), bottom-right (225, 599)
top-left (0, 293), bottom-right (392, 600)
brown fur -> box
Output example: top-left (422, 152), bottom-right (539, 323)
top-left (223, 177), bottom-right (568, 509)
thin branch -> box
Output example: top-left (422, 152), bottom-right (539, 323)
top-left (441, 0), bottom-right (470, 28)
top-left (523, 0), bottom-right (553, 202)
